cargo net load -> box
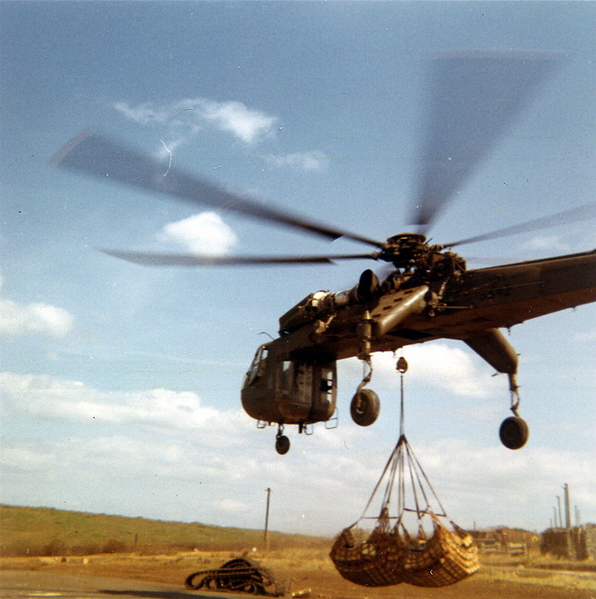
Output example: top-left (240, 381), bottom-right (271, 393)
top-left (330, 358), bottom-right (479, 588)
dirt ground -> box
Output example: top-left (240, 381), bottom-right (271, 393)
top-left (1, 552), bottom-right (595, 599)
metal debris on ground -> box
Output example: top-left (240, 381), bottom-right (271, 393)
top-left (185, 557), bottom-right (285, 596)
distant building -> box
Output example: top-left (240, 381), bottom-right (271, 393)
top-left (540, 524), bottom-right (596, 560)
top-left (470, 528), bottom-right (536, 555)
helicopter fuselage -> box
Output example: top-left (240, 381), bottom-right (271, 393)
top-left (241, 248), bottom-right (596, 437)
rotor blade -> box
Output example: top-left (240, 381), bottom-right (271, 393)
top-left (446, 201), bottom-right (596, 248)
top-left (411, 49), bottom-right (566, 231)
top-left (51, 130), bottom-right (383, 248)
top-left (101, 249), bottom-right (377, 267)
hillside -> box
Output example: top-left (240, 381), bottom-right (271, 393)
top-left (0, 504), bottom-right (329, 557)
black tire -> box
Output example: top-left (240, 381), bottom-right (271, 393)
top-left (350, 389), bottom-right (381, 426)
top-left (223, 558), bottom-right (252, 569)
top-left (205, 577), bottom-right (222, 591)
top-left (499, 416), bottom-right (529, 450)
top-left (185, 572), bottom-right (204, 589)
top-left (275, 434), bottom-right (290, 455)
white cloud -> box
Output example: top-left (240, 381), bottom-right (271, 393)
top-left (0, 372), bottom-right (233, 439)
top-left (520, 235), bottom-right (569, 252)
top-left (1, 443), bottom-right (56, 471)
top-left (0, 275), bottom-right (74, 338)
top-left (217, 498), bottom-right (249, 514)
top-left (156, 211), bottom-right (238, 255)
top-left (114, 97), bottom-right (278, 145)
top-left (113, 101), bottom-right (171, 126)
top-left (574, 327), bottom-right (596, 342)
top-left (189, 98), bottom-right (277, 144)
top-left (265, 151), bottom-right (329, 172)
top-left (339, 342), bottom-right (503, 399)
top-left (401, 343), bottom-right (503, 396)
top-left (416, 439), bottom-right (596, 528)
top-left (2, 370), bottom-right (593, 535)
top-left (113, 98), bottom-right (331, 175)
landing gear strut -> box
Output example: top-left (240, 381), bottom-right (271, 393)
top-left (499, 373), bottom-right (529, 450)
top-left (350, 313), bottom-right (381, 427)
top-left (275, 425), bottom-right (290, 455)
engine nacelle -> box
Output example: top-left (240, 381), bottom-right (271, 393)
top-left (278, 291), bottom-right (332, 333)
top-left (278, 269), bottom-right (380, 333)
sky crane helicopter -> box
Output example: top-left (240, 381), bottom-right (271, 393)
top-left (52, 50), bottom-right (596, 455)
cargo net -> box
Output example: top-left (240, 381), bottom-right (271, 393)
top-left (330, 358), bottom-right (479, 588)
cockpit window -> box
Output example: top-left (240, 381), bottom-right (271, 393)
top-left (243, 345), bottom-right (268, 387)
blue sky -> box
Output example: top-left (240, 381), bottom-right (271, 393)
top-left (1, 2), bottom-right (595, 536)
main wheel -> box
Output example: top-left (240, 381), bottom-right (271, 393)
top-left (350, 389), bottom-right (380, 427)
top-left (499, 416), bottom-right (529, 450)
top-left (275, 434), bottom-right (290, 455)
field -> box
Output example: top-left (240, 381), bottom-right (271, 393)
top-left (1, 505), bottom-right (595, 599)
top-left (0, 504), bottom-right (328, 557)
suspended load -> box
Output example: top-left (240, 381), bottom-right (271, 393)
top-left (330, 358), bottom-right (479, 588)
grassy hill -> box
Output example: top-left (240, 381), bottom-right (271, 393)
top-left (0, 504), bottom-right (329, 557)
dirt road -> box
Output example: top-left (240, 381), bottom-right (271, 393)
top-left (0, 569), bottom-right (200, 599)
top-left (1, 556), bottom-right (594, 599)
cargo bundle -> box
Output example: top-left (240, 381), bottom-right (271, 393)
top-left (330, 358), bottom-right (479, 588)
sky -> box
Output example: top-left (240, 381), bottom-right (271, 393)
top-left (1, 1), bottom-right (595, 538)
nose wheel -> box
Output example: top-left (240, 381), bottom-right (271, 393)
top-left (275, 425), bottom-right (290, 455)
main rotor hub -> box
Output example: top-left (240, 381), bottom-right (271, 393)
top-left (377, 233), bottom-right (465, 281)
top-left (379, 233), bottom-right (434, 269)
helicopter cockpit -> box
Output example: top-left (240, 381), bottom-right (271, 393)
top-left (241, 341), bottom-right (338, 453)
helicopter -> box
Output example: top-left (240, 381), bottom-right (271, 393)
top-left (51, 50), bottom-right (596, 455)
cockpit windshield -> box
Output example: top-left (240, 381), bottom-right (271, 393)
top-left (242, 344), bottom-right (269, 388)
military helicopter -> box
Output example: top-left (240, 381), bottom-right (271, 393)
top-left (52, 50), bottom-right (596, 455)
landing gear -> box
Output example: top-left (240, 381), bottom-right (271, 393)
top-left (275, 425), bottom-right (290, 455)
top-left (351, 336), bottom-right (381, 427)
top-left (499, 416), bottom-right (529, 450)
top-left (350, 315), bottom-right (382, 427)
top-left (499, 374), bottom-right (529, 450)
top-left (350, 389), bottom-right (380, 427)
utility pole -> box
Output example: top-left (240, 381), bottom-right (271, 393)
top-left (564, 484), bottom-right (571, 529)
top-left (264, 488), bottom-right (271, 552)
